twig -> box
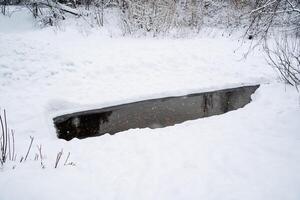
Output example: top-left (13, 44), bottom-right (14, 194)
top-left (37, 144), bottom-right (45, 169)
top-left (54, 149), bottom-right (63, 168)
top-left (24, 136), bottom-right (34, 161)
top-left (0, 109), bottom-right (7, 164)
top-left (8, 127), bottom-right (11, 161)
top-left (11, 130), bottom-right (15, 161)
top-left (34, 153), bottom-right (39, 161)
top-left (64, 152), bottom-right (70, 166)
top-left (250, 0), bottom-right (277, 14)
top-left (38, 2), bottom-right (81, 16)
top-left (4, 110), bottom-right (8, 162)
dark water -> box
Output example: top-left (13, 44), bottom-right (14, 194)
top-left (54, 85), bottom-right (259, 141)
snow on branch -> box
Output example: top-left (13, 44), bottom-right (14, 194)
top-left (36, 0), bottom-right (81, 16)
top-left (246, 0), bottom-right (300, 40)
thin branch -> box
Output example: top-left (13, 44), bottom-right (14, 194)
top-left (64, 152), bottom-right (70, 166)
top-left (4, 110), bottom-right (8, 162)
top-left (11, 130), bottom-right (15, 161)
top-left (54, 149), bottom-right (63, 168)
top-left (37, 144), bottom-right (45, 169)
top-left (251, 0), bottom-right (277, 14)
top-left (24, 136), bottom-right (34, 161)
top-left (8, 128), bottom-right (11, 161)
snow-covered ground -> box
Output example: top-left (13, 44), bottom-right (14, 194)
top-left (0, 9), bottom-right (300, 200)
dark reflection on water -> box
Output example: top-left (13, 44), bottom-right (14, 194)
top-left (54, 85), bottom-right (259, 141)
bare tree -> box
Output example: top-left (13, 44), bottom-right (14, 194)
top-left (247, 0), bottom-right (300, 40)
top-left (265, 35), bottom-right (300, 87)
top-left (246, 0), bottom-right (300, 88)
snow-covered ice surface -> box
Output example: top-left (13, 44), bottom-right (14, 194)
top-left (0, 9), bottom-right (300, 200)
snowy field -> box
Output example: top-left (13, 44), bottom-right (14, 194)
top-left (0, 9), bottom-right (300, 200)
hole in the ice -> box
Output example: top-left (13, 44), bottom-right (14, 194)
top-left (53, 85), bottom-right (259, 141)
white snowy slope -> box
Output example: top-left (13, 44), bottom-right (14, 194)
top-left (0, 9), bottom-right (299, 200)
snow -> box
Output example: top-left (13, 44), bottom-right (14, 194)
top-left (0, 8), bottom-right (36, 33)
top-left (0, 8), bottom-right (300, 200)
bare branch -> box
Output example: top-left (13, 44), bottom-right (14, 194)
top-left (54, 149), bottom-right (63, 168)
top-left (37, 144), bottom-right (45, 169)
top-left (24, 136), bottom-right (34, 161)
